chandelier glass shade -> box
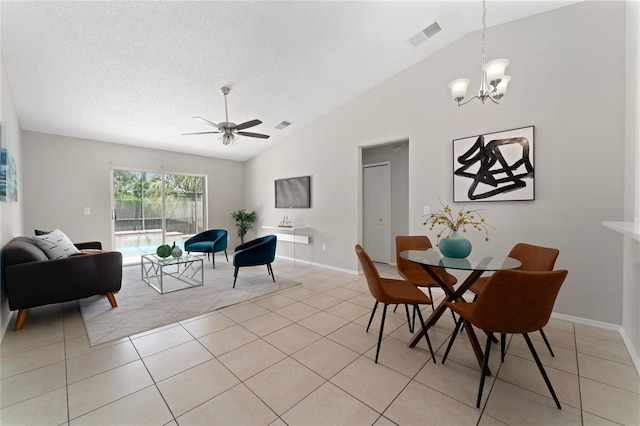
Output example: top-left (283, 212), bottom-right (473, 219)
top-left (449, 0), bottom-right (511, 106)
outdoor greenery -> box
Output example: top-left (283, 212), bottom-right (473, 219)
top-left (113, 170), bottom-right (205, 233)
top-left (231, 209), bottom-right (257, 244)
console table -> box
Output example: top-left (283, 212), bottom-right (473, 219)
top-left (262, 226), bottom-right (309, 266)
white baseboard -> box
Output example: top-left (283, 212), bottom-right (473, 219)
top-left (551, 312), bottom-right (640, 375)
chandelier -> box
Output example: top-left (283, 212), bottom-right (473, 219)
top-left (448, 0), bottom-right (511, 106)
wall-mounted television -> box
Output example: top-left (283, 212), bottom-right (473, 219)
top-left (275, 176), bottom-right (311, 208)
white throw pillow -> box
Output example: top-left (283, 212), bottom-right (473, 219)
top-left (33, 229), bottom-right (79, 259)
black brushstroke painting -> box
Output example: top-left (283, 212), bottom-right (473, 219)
top-left (453, 127), bottom-right (534, 201)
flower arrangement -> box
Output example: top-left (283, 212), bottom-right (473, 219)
top-left (423, 199), bottom-right (493, 246)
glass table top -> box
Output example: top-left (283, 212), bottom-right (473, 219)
top-left (400, 248), bottom-right (521, 271)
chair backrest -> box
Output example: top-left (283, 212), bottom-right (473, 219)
top-left (355, 244), bottom-right (388, 302)
top-left (472, 269), bottom-right (568, 334)
top-left (233, 235), bottom-right (277, 266)
top-left (396, 235), bottom-right (432, 273)
top-left (395, 235), bottom-right (454, 286)
top-left (509, 243), bottom-right (559, 271)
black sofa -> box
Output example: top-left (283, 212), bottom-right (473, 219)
top-left (2, 236), bottom-right (122, 331)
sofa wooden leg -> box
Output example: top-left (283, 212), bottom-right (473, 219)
top-left (105, 292), bottom-right (118, 308)
top-left (14, 309), bottom-right (28, 331)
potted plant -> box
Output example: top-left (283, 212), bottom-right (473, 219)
top-left (423, 199), bottom-right (493, 258)
top-left (231, 209), bottom-right (257, 244)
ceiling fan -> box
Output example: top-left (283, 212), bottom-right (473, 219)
top-left (182, 86), bottom-right (270, 145)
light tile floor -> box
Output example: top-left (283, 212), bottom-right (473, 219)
top-left (1, 259), bottom-right (639, 425)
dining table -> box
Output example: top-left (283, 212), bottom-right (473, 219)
top-left (399, 248), bottom-right (521, 373)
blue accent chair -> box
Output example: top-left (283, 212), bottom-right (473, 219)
top-left (232, 235), bottom-right (277, 288)
top-left (184, 229), bottom-right (228, 268)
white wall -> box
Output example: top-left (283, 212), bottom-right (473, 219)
top-left (0, 57), bottom-right (24, 336)
top-left (620, 0), bottom-right (640, 371)
top-left (245, 1), bottom-right (628, 324)
top-left (21, 132), bottom-right (246, 249)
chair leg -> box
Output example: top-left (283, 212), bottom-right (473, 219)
top-left (267, 263), bottom-right (275, 282)
top-left (427, 287), bottom-right (435, 311)
top-left (412, 305), bottom-right (417, 331)
top-left (539, 328), bottom-right (555, 357)
top-left (212, 252), bottom-right (216, 269)
top-left (374, 304), bottom-right (388, 363)
top-left (233, 266), bottom-right (239, 288)
top-left (523, 333), bottom-right (561, 409)
top-left (366, 301), bottom-right (379, 332)
top-left (415, 306), bottom-right (436, 363)
top-left (501, 333), bottom-right (506, 363)
top-left (14, 309), bottom-right (29, 331)
top-left (224, 250), bottom-right (229, 262)
top-left (477, 331), bottom-right (494, 409)
top-left (404, 304), bottom-right (414, 333)
top-left (442, 315), bottom-right (464, 364)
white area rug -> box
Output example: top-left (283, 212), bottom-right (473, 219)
top-left (79, 256), bottom-right (300, 346)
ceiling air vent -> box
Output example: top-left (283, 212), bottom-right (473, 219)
top-left (275, 120), bottom-right (292, 130)
top-left (407, 21), bottom-right (442, 48)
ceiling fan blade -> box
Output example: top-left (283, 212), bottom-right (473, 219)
top-left (181, 131), bottom-right (221, 135)
top-left (193, 117), bottom-right (219, 128)
top-left (235, 119), bottom-right (262, 131)
top-left (237, 131), bottom-right (270, 139)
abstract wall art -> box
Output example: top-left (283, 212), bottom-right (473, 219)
top-left (453, 126), bottom-right (534, 202)
top-left (0, 122), bottom-right (18, 202)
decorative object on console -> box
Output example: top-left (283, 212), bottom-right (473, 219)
top-left (453, 126), bottom-right (534, 202)
top-left (448, 0), bottom-right (510, 107)
top-left (156, 244), bottom-right (172, 258)
top-left (182, 86), bottom-right (270, 145)
top-left (171, 241), bottom-right (183, 258)
top-left (424, 199), bottom-right (492, 257)
top-left (279, 216), bottom-right (292, 227)
top-left (231, 209), bottom-right (257, 244)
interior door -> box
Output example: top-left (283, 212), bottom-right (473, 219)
top-left (363, 162), bottom-right (390, 263)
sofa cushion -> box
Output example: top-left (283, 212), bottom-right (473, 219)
top-left (33, 229), bottom-right (79, 259)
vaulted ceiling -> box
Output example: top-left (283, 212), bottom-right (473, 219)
top-left (1, 1), bottom-right (578, 161)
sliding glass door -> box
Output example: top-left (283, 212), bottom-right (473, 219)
top-left (112, 168), bottom-right (206, 263)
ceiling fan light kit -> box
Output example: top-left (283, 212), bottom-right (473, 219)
top-left (449, 0), bottom-right (511, 107)
top-left (182, 86), bottom-right (270, 145)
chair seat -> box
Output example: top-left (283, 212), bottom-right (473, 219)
top-left (186, 241), bottom-right (213, 252)
top-left (381, 278), bottom-right (432, 305)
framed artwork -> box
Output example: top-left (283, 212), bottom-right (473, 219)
top-left (0, 122), bottom-right (18, 202)
top-left (453, 126), bottom-right (534, 202)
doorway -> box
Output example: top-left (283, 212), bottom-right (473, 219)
top-left (361, 141), bottom-right (409, 264)
top-left (111, 168), bottom-right (207, 264)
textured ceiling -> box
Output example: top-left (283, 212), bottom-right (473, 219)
top-left (1, 1), bottom-right (578, 161)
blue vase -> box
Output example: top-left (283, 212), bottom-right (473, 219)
top-left (439, 231), bottom-right (472, 258)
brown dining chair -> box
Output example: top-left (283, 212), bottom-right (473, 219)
top-left (396, 235), bottom-right (458, 309)
top-left (469, 243), bottom-right (560, 358)
top-left (445, 269), bottom-right (568, 409)
top-left (355, 244), bottom-right (436, 364)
